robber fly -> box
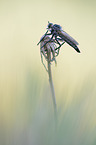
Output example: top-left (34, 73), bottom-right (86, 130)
top-left (37, 22), bottom-right (80, 53)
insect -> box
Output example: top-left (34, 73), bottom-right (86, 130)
top-left (37, 22), bottom-right (80, 53)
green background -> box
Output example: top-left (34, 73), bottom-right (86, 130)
top-left (0, 0), bottom-right (96, 144)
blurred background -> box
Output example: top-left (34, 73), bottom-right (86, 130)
top-left (0, 0), bottom-right (96, 144)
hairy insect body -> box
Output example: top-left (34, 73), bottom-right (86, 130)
top-left (37, 22), bottom-right (80, 53)
top-left (37, 22), bottom-right (80, 71)
top-left (48, 23), bottom-right (80, 53)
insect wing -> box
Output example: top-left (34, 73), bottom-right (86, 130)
top-left (57, 29), bottom-right (80, 53)
top-left (58, 30), bottom-right (79, 45)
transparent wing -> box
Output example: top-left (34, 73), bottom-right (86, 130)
top-left (58, 30), bottom-right (79, 45)
top-left (57, 29), bottom-right (80, 53)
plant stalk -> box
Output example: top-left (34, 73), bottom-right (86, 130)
top-left (47, 59), bottom-right (57, 124)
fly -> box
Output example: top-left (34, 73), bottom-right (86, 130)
top-left (37, 22), bottom-right (80, 53)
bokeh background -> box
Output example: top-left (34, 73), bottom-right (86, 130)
top-left (0, 0), bottom-right (96, 145)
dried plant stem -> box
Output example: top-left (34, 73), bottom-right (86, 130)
top-left (47, 56), bottom-right (57, 125)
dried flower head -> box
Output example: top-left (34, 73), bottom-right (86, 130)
top-left (39, 35), bottom-right (62, 71)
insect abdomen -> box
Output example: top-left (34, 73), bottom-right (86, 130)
top-left (58, 33), bottom-right (80, 53)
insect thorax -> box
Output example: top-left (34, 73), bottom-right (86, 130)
top-left (54, 24), bottom-right (61, 29)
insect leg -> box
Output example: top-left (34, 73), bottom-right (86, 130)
top-left (55, 35), bottom-right (62, 46)
top-left (37, 30), bottom-right (49, 45)
top-left (55, 41), bottom-right (65, 50)
top-left (56, 37), bottom-right (64, 41)
top-left (55, 41), bottom-right (65, 57)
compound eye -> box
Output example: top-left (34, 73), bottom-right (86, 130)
top-left (48, 23), bottom-right (53, 28)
